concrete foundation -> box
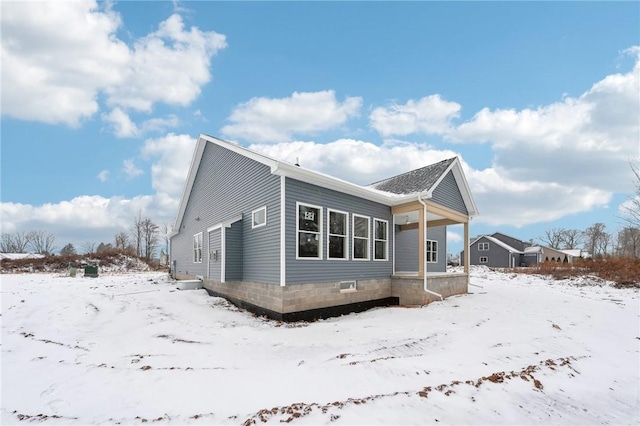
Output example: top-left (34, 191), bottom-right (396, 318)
top-left (174, 272), bottom-right (468, 321)
top-left (391, 273), bottom-right (468, 305)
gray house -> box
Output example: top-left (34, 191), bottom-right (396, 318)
top-left (461, 232), bottom-right (581, 268)
top-left (170, 134), bottom-right (479, 320)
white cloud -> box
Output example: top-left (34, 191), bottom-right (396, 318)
top-left (141, 133), bottom-right (197, 202)
top-left (97, 170), bottom-right (109, 182)
top-left (0, 134), bottom-right (197, 249)
top-left (102, 108), bottom-right (139, 138)
top-left (104, 14), bottom-right (227, 112)
top-left (1, 2), bottom-right (226, 131)
top-left (448, 48), bottom-right (639, 193)
top-left (370, 95), bottom-right (461, 137)
top-left (122, 159), bottom-right (143, 179)
top-left (222, 91), bottom-right (362, 143)
top-left (248, 139), bottom-right (458, 185)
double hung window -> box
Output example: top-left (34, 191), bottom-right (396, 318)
top-left (352, 214), bottom-right (370, 260)
top-left (297, 203), bottom-right (322, 259)
top-left (478, 242), bottom-right (489, 251)
top-left (426, 239), bottom-right (438, 263)
top-left (328, 209), bottom-right (348, 259)
top-left (373, 219), bottom-right (388, 260)
top-left (193, 233), bottom-right (203, 263)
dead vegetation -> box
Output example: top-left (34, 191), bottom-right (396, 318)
top-left (507, 257), bottom-right (640, 288)
top-left (0, 248), bottom-right (166, 274)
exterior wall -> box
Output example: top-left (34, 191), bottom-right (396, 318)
top-left (431, 171), bottom-right (468, 215)
top-left (226, 221), bottom-right (243, 281)
top-left (391, 274), bottom-right (468, 305)
top-left (284, 178), bottom-right (394, 284)
top-left (463, 236), bottom-right (513, 268)
top-left (425, 225), bottom-right (447, 273)
top-left (170, 142), bottom-right (281, 283)
top-left (395, 225), bottom-right (418, 272)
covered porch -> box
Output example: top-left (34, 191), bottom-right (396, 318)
top-left (390, 199), bottom-right (471, 305)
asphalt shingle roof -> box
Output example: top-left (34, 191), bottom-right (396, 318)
top-left (368, 157), bottom-right (456, 195)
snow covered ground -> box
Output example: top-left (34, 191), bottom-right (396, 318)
top-left (1, 268), bottom-right (638, 425)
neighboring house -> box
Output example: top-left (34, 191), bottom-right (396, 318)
top-left (461, 232), bottom-right (586, 268)
top-left (170, 134), bottom-right (478, 320)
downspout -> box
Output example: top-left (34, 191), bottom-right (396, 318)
top-left (417, 193), bottom-right (443, 301)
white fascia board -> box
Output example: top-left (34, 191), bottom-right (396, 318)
top-left (442, 157), bottom-right (479, 217)
top-left (172, 135), bottom-right (208, 234)
top-left (271, 162), bottom-right (395, 205)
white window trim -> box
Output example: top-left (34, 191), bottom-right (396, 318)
top-left (193, 232), bottom-right (203, 263)
top-left (252, 206), bottom-right (267, 229)
top-left (352, 213), bottom-right (370, 261)
top-left (296, 202), bottom-right (323, 260)
top-left (373, 218), bottom-right (388, 261)
top-left (327, 208), bottom-right (349, 260)
top-left (479, 256), bottom-right (488, 263)
top-left (479, 242), bottom-right (489, 251)
top-left (426, 239), bottom-right (438, 263)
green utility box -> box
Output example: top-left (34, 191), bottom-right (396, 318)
top-left (84, 266), bottom-right (99, 278)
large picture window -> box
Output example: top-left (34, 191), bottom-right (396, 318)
top-left (193, 232), bottom-right (203, 263)
top-left (352, 214), bottom-right (370, 260)
top-left (328, 209), bottom-right (348, 260)
top-left (297, 203), bottom-right (322, 259)
top-left (374, 218), bottom-right (388, 260)
top-left (426, 239), bottom-right (438, 263)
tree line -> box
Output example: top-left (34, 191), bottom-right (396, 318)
top-left (537, 224), bottom-right (639, 258)
top-left (1, 213), bottom-right (170, 261)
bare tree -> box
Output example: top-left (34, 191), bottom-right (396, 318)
top-left (561, 229), bottom-right (583, 249)
top-left (620, 161), bottom-right (640, 228)
top-left (27, 230), bottom-right (56, 255)
top-left (616, 227), bottom-right (640, 258)
top-left (131, 212), bottom-right (144, 257)
top-left (97, 242), bottom-right (114, 253)
top-left (114, 232), bottom-right (130, 250)
top-left (583, 223), bottom-right (610, 257)
top-left (142, 218), bottom-right (159, 260)
top-left (0, 231), bottom-right (31, 253)
top-left (82, 241), bottom-right (97, 254)
top-left (540, 228), bottom-right (565, 249)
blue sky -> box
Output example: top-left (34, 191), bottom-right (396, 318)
top-left (1, 0), bottom-right (639, 256)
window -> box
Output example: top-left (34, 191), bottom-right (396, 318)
top-left (374, 218), bottom-right (388, 260)
top-left (193, 233), bottom-right (203, 263)
top-left (478, 242), bottom-right (489, 251)
top-left (297, 203), bottom-right (322, 259)
top-left (352, 214), bottom-right (370, 260)
top-left (479, 256), bottom-right (488, 263)
top-left (426, 239), bottom-right (438, 263)
top-left (252, 206), bottom-right (267, 229)
top-left (328, 209), bottom-right (348, 259)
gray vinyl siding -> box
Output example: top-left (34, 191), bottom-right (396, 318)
top-left (208, 229), bottom-right (221, 280)
top-left (464, 236), bottom-right (512, 268)
top-left (492, 233), bottom-right (528, 252)
top-left (394, 225), bottom-right (447, 273)
top-left (226, 221), bottom-right (243, 281)
top-left (395, 226), bottom-right (418, 272)
top-left (285, 178), bottom-right (394, 284)
top-left (170, 142), bottom-right (280, 283)
top-left (431, 171), bottom-right (468, 215)
top-left (425, 225), bottom-right (447, 272)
